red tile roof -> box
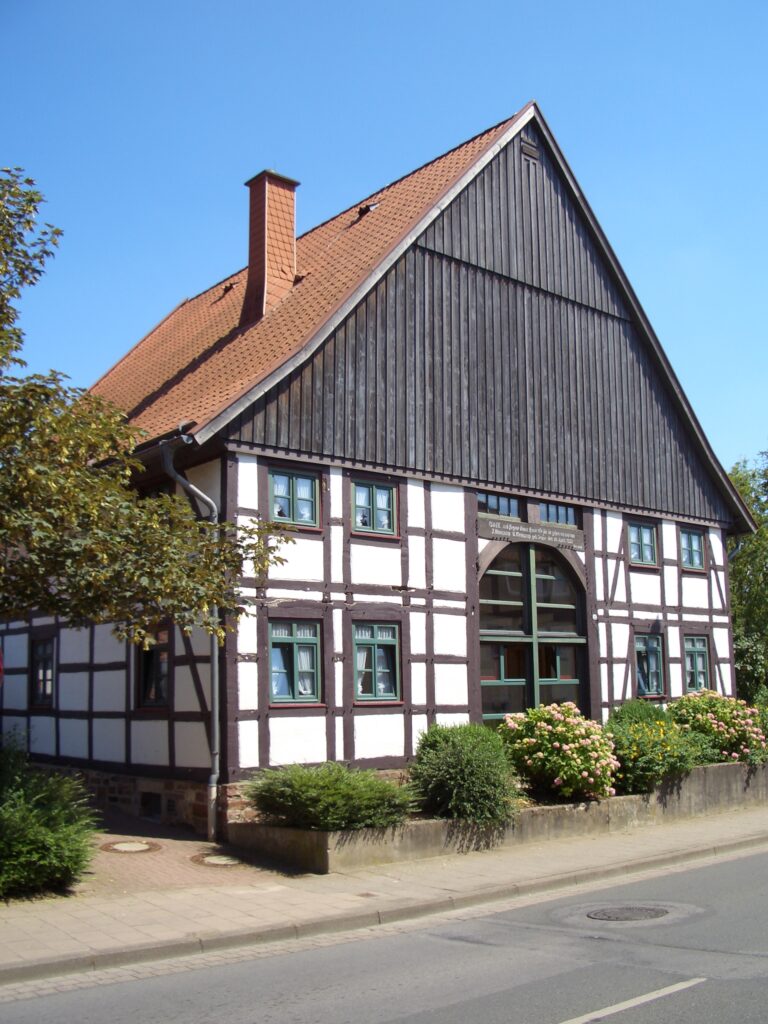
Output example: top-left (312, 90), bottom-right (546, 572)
top-left (91, 107), bottom-right (532, 441)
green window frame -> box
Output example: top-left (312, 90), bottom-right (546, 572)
top-left (30, 637), bottom-right (55, 707)
top-left (269, 622), bottom-right (321, 703)
top-left (353, 623), bottom-right (399, 701)
top-left (635, 634), bottom-right (664, 696)
top-left (478, 491), bottom-right (519, 519)
top-left (138, 627), bottom-right (170, 708)
top-left (629, 523), bottom-right (657, 566)
top-left (539, 502), bottom-right (576, 526)
top-left (681, 529), bottom-right (705, 570)
top-left (269, 469), bottom-right (318, 526)
top-left (353, 482), bottom-right (396, 534)
top-left (684, 636), bottom-right (709, 691)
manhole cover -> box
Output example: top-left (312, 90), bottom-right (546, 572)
top-left (587, 906), bottom-right (669, 922)
top-left (200, 854), bottom-right (241, 867)
top-left (101, 840), bottom-right (160, 854)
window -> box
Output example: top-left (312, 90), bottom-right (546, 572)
top-left (478, 491), bottom-right (519, 519)
top-left (539, 502), bottom-right (576, 526)
top-left (269, 469), bottom-right (318, 526)
top-left (681, 529), bottom-right (705, 570)
top-left (635, 634), bottom-right (664, 696)
top-left (684, 636), bottom-right (709, 691)
top-left (629, 523), bottom-right (657, 566)
top-left (138, 628), bottom-right (170, 707)
top-left (270, 622), bottom-right (321, 702)
top-left (354, 624), bottom-right (399, 700)
top-left (353, 482), bottom-right (396, 534)
top-left (30, 637), bottom-right (55, 707)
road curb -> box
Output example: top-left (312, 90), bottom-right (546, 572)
top-left (2, 831), bottom-right (768, 987)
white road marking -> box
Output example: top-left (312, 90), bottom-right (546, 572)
top-left (556, 977), bottom-right (707, 1024)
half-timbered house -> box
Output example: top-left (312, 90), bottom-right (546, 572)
top-left (0, 103), bottom-right (753, 831)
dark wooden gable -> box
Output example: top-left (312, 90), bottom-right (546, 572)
top-left (227, 122), bottom-right (733, 525)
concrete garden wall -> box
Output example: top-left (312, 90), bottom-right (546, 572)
top-left (226, 762), bottom-right (768, 873)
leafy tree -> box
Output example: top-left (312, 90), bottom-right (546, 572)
top-left (0, 167), bottom-right (285, 644)
top-left (729, 455), bottom-right (768, 701)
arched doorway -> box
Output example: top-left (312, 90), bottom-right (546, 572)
top-left (479, 543), bottom-right (588, 722)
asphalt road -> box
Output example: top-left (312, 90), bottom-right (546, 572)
top-left (4, 848), bottom-right (768, 1024)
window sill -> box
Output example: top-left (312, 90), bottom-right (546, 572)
top-left (272, 523), bottom-right (323, 534)
top-left (681, 566), bottom-right (707, 576)
top-left (353, 700), bottom-right (403, 707)
top-left (269, 703), bottom-right (326, 710)
top-left (628, 562), bottom-right (660, 572)
top-left (350, 530), bottom-right (401, 542)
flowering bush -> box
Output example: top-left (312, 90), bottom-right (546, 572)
top-left (667, 691), bottom-right (768, 766)
top-left (500, 703), bottom-right (619, 800)
top-left (606, 718), bottom-right (697, 793)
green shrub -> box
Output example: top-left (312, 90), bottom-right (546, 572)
top-left (667, 691), bottom-right (768, 766)
top-left (409, 724), bottom-right (520, 826)
top-left (500, 703), bottom-right (619, 800)
top-left (606, 718), bottom-right (697, 793)
top-left (0, 745), bottom-right (96, 899)
top-left (607, 699), bottom-right (667, 727)
top-left (245, 762), bottom-right (414, 830)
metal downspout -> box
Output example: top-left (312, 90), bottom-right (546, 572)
top-left (159, 437), bottom-right (220, 843)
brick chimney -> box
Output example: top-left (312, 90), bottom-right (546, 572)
top-left (240, 170), bottom-right (300, 326)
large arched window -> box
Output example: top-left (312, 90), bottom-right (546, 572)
top-left (479, 544), bottom-right (587, 722)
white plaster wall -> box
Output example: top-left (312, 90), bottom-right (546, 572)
top-left (667, 628), bottom-right (681, 659)
top-left (410, 662), bottom-right (427, 705)
top-left (434, 663), bottom-right (468, 706)
top-left (59, 628), bottom-right (89, 664)
top-left (667, 662), bottom-right (684, 698)
top-left (91, 718), bottom-right (124, 762)
top-left (334, 661), bottom-right (344, 707)
top-left (2, 634), bottom-right (28, 669)
top-left (593, 512), bottom-right (603, 551)
top-left (682, 576), bottom-right (709, 609)
top-left (409, 613), bottom-right (427, 657)
top-left (430, 484), bottom-right (465, 533)
top-left (59, 719), bottom-right (88, 759)
top-left (329, 467), bottom-right (343, 518)
top-left (270, 717), bottom-right (328, 766)
top-left (267, 588), bottom-right (324, 601)
top-left (92, 670), bottom-right (125, 713)
top-left (709, 529), bottom-right (724, 567)
top-left (175, 722), bottom-right (210, 768)
top-left (713, 628), bottom-right (731, 660)
top-left (2, 717), bottom-right (26, 740)
top-left (29, 717), bottom-right (56, 755)
top-left (412, 714), bottom-right (429, 754)
top-left (600, 663), bottom-right (609, 706)
top-left (664, 565), bottom-right (679, 607)
top-left (407, 480), bottom-right (425, 528)
top-left (330, 525), bottom-right (344, 583)
top-left (629, 572), bottom-right (661, 607)
top-left (238, 661), bottom-right (259, 711)
top-left (434, 599), bottom-right (464, 610)
top-left (435, 712), bottom-right (470, 727)
top-left (612, 661), bottom-right (629, 701)
top-left (718, 661), bottom-right (733, 694)
top-left (606, 558), bottom-right (626, 603)
top-left (186, 459), bottom-right (221, 514)
top-left (350, 543), bottom-right (402, 587)
top-left (131, 721), bottom-right (169, 766)
top-left (1, 676), bottom-right (27, 709)
top-left (176, 626), bottom-right (210, 658)
top-left (352, 593), bottom-right (402, 604)
top-left (335, 717), bottom-right (345, 761)
top-left (408, 534), bottom-right (427, 589)
top-left (238, 720), bottom-right (260, 769)
top-left (713, 571), bottom-right (727, 610)
top-left (354, 714), bottom-right (404, 759)
top-left (237, 611), bottom-right (258, 656)
top-left (271, 536), bottom-right (325, 582)
top-left (611, 623), bottom-right (630, 661)
top-left (332, 609), bottom-right (344, 653)
top-left (174, 664), bottom-right (210, 713)
top-left (58, 672), bottom-right (89, 712)
top-left (431, 538), bottom-right (466, 593)
top-left (593, 557), bottom-right (605, 604)
top-left (433, 614), bottom-right (466, 658)
top-left (93, 625), bottom-right (123, 664)
top-left (237, 454), bottom-right (260, 510)
top-left (604, 512), bottom-right (623, 554)
top-left (660, 522), bottom-right (677, 561)
top-left (597, 622), bottom-right (607, 658)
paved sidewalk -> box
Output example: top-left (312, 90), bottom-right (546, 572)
top-left (2, 805), bottom-right (768, 986)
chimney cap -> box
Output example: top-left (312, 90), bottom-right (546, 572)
top-left (244, 169), bottom-right (301, 189)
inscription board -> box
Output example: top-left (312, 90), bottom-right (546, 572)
top-left (478, 516), bottom-right (585, 552)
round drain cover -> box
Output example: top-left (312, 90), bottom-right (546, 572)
top-left (102, 840), bottom-right (159, 854)
top-left (587, 906), bottom-right (669, 922)
top-left (199, 854), bottom-right (241, 867)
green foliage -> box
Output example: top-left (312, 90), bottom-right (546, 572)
top-left (499, 703), bottom-right (619, 800)
top-left (606, 699), bottom-right (667, 726)
top-left (0, 167), bottom-right (288, 644)
top-left (245, 762), bottom-right (414, 831)
top-left (729, 456), bottom-right (768, 700)
top-left (667, 691), bottom-right (768, 766)
top-left (0, 743), bottom-right (96, 898)
top-left (409, 724), bottom-right (520, 826)
top-left (606, 716), bottom-right (697, 793)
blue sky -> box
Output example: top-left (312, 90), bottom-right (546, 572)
top-left (5, 0), bottom-right (767, 471)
